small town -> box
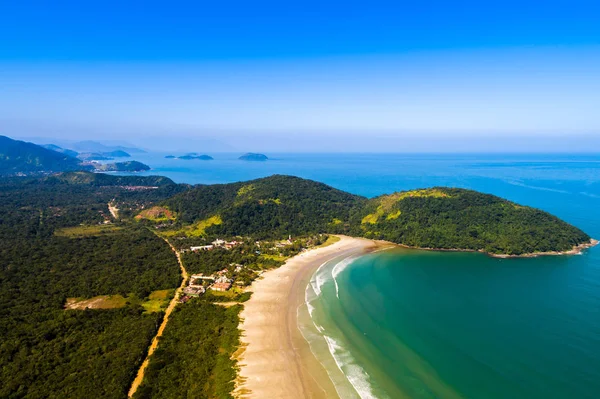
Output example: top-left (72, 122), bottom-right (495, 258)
top-left (177, 235), bottom-right (312, 303)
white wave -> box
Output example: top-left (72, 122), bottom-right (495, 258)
top-left (332, 256), bottom-right (357, 299)
top-left (323, 335), bottom-right (381, 399)
top-left (310, 260), bottom-right (332, 296)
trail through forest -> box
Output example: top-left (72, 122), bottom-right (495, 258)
top-left (127, 236), bottom-right (188, 397)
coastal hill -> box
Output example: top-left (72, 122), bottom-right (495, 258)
top-left (164, 175), bottom-right (363, 236)
top-left (354, 187), bottom-right (591, 255)
top-left (239, 153), bottom-right (268, 161)
top-left (162, 175), bottom-right (592, 256)
top-left (94, 161), bottom-right (151, 172)
top-left (0, 135), bottom-right (150, 175)
top-left (0, 135), bottom-right (91, 175)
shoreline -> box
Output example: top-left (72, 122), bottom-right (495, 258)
top-left (234, 235), bottom-right (384, 399)
top-left (376, 238), bottom-right (598, 259)
top-left (233, 236), bottom-right (597, 399)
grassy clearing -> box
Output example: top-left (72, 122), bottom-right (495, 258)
top-left (162, 215), bottom-right (222, 237)
top-left (362, 189), bottom-right (452, 225)
top-left (54, 224), bottom-right (123, 238)
top-left (237, 184), bottom-right (255, 197)
top-left (260, 254), bottom-right (287, 262)
top-left (65, 289), bottom-right (173, 312)
top-left (316, 235), bottom-right (341, 248)
top-left (65, 295), bottom-right (127, 310)
top-left (135, 206), bottom-right (176, 222)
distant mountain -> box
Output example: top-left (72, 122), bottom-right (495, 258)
top-left (41, 144), bottom-right (79, 158)
top-left (239, 153), bottom-right (268, 161)
top-left (0, 135), bottom-right (90, 176)
top-left (95, 161), bottom-right (151, 172)
top-left (70, 140), bottom-right (146, 154)
top-left (77, 152), bottom-right (114, 161)
top-left (103, 150), bottom-right (131, 158)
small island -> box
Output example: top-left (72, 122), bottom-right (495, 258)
top-left (239, 153), bottom-right (268, 161)
top-left (164, 155), bottom-right (176, 159)
top-left (94, 161), bottom-right (151, 172)
top-left (177, 154), bottom-right (213, 160)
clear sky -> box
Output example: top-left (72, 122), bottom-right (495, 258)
top-left (1, 1), bottom-right (599, 152)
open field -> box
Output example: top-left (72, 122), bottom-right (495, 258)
top-left (65, 289), bottom-right (174, 312)
top-left (54, 224), bottom-right (123, 237)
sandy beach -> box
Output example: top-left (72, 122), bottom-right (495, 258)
top-left (234, 235), bottom-right (380, 399)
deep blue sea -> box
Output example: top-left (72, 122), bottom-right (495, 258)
top-left (126, 152), bottom-right (600, 398)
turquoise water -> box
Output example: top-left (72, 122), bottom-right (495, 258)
top-left (126, 152), bottom-right (600, 398)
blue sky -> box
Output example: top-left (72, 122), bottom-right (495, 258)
top-left (1, 1), bottom-right (599, 152)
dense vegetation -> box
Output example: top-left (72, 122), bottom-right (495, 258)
top-left (163, 176), bottom-right (591, 255)
top-left (164, 175), bottom-right (365, 238)
top-left (133, 301), bottom-right (241, 399)
top-left (0, 172), bottom-right (187, 398)
top-left (0, 135), bottom-right (90, 175)
top-left (352, 187), bottom-right (591, 255)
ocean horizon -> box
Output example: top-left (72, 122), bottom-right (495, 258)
top-left (120, 152), bottom-right (600, 398)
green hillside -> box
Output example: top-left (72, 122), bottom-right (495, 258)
top-left (0, 135), bottom-right (89, 175)
top-left (161, 175), bottom-right (591, 255)
top-left (163, 175), bottom-right (366, 238)
top-left (353, 187), bottom-right (591, 255)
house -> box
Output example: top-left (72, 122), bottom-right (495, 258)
top-left (214, 275), bottom-right (230, 284)
top-left (212, 239), bottom-right (226, 246)
top-left (210, 281), bottom-right (232, 292)
top-left (224, 240), bottom-right (240, 249)
top-left (191, 245), bottom-right (214, 251)
top-left (183, 286), bottom-right (205, 297)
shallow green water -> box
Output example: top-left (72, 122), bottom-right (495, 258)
top-left (304, 247), bottom-right (600, 398)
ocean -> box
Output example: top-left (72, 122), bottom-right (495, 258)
top-left (128, 152), bottom-right (600, 398)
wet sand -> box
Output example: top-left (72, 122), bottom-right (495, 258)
top-left (234, 236), bottom-right (378, 398)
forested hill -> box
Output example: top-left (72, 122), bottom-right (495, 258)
top-left (163, 175), bottom-right (366, 237)
top-left (0, 135), bottom-right (90, 175)
top-left (353, 188), bottom-right (591, 255)
top-left (160, 175), bottom-right (591, 256)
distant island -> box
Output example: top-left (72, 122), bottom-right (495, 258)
top-left (239, 153), bottom-right (268, 161)
top-left (177, 154), bottom-right (213, 160)
top-left (95, 161), bottom-right (151, 172)
top-left (164, 154), bottom-right (214, 160)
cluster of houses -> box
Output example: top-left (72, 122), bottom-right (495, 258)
top-left (180, 268), bottom-right (235, 302)
top-left (188, 239), bottom-right (241, 252)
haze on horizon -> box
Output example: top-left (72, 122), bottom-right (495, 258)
top-left (1, 1), bottom-right (599, 153)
